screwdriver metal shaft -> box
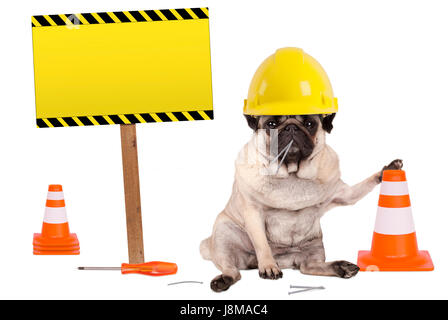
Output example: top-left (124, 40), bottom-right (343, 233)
top-left (78, 267), bottom-right (121, 271)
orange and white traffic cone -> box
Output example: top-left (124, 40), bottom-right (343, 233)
top-left (357, 170), bottom-right (433, 271)
top-left (33, 184), bottom-right (80, 255)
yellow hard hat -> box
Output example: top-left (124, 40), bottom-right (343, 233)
top-left (244, 47), bottom-right (338, 116)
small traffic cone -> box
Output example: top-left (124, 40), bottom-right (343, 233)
top-left (33, 185), bottom-right (80, 255)
top-left (357, 170), bottom-right (433, 271)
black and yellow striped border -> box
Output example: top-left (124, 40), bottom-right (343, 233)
top-left (37, 110), bottom-right (214, 128)
top-left (31, 7), bottom-right (209, 27)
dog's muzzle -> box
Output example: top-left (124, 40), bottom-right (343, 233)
top-left (277, 124), bottom-right (314, 163)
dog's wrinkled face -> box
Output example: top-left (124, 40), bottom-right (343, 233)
top-left (245, 114), bottom-right (336, 170)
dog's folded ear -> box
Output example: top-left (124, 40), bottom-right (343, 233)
top-left (321, 113), bottom-right (336, 133)
top-left (244, 115), bottom-right (259, 131)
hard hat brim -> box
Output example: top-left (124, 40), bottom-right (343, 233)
top-left (243, 101), bottom-right (337, 116)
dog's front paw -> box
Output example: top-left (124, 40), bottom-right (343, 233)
top-left (384, 159), bottom-right (403, 171)
top-left (378, 159), bottom-right (403, 182)
top-left (331, 261), bottom-right (360, 279)
top-left (258, 261), bottom-right (283, 280)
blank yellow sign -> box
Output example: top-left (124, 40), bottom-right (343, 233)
top-left (32, 8), bottom-right (213, 128)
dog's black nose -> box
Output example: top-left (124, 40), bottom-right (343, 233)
top-left (284, 124), bottom-right (299, 132)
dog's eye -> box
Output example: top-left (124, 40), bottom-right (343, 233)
top-left (304, 120), bottom-right (314, 128)
top-left (266, 120), bottom-right (278, 129)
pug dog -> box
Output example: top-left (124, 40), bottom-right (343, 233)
top-left (200, 113), bottom-right (403, 292)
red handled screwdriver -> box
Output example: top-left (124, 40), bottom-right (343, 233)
top-left (78, 261), bottom-right (177, 276)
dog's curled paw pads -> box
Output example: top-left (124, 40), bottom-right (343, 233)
top-left (258, 263), bottom-right (283, 280)
top-left (378, 159), bottom-right (403, 182)
top-left (332, 261), bottom-right (360, 279)
top-left (210, 274), bottom-right (234, 292)
top-left (384, 159), bottom-right (403, 171)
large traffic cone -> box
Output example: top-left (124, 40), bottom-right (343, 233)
top-left (33, 185), bottom-right (80, 255)
top-left (357, 170), bottom-right (433, 271)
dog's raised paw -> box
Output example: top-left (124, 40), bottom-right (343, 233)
top-left (384, 159), bottom-right (403, 171)
top-left (258, 263), bottom-right (283, 280)
top-left (210, 274), bottom-right (234, 292)
top-left (331, 261), bottom-right (360, 279)
top-left (379, 159), bottom-right (403, 182)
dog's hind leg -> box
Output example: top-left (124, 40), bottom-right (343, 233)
top-left (277, 238), bottom-right (360, 278)
top-left (210, 242), bottom-right (250, 292)
top-left (210, 259), bottom-right (242, 293)
top-left (208, 215), bottom-right (255, 292)
top-left (295, 238), bottom-right (359, 278)
top-left (299, 260), bottom-right (359, 278)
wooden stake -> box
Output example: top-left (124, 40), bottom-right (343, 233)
top-left (120, 124), bottom-right (145, 264)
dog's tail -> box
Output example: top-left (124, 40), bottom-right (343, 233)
top-left (200, 237), bottom-right (212, 261)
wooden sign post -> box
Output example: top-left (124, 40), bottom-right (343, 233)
top-left (120, 124), bottom-right (144, 263)
top-left (31, 7), bottom-right (213, 263)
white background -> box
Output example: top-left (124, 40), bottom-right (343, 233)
top-left (0, 0), bottom-right (447, 300)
